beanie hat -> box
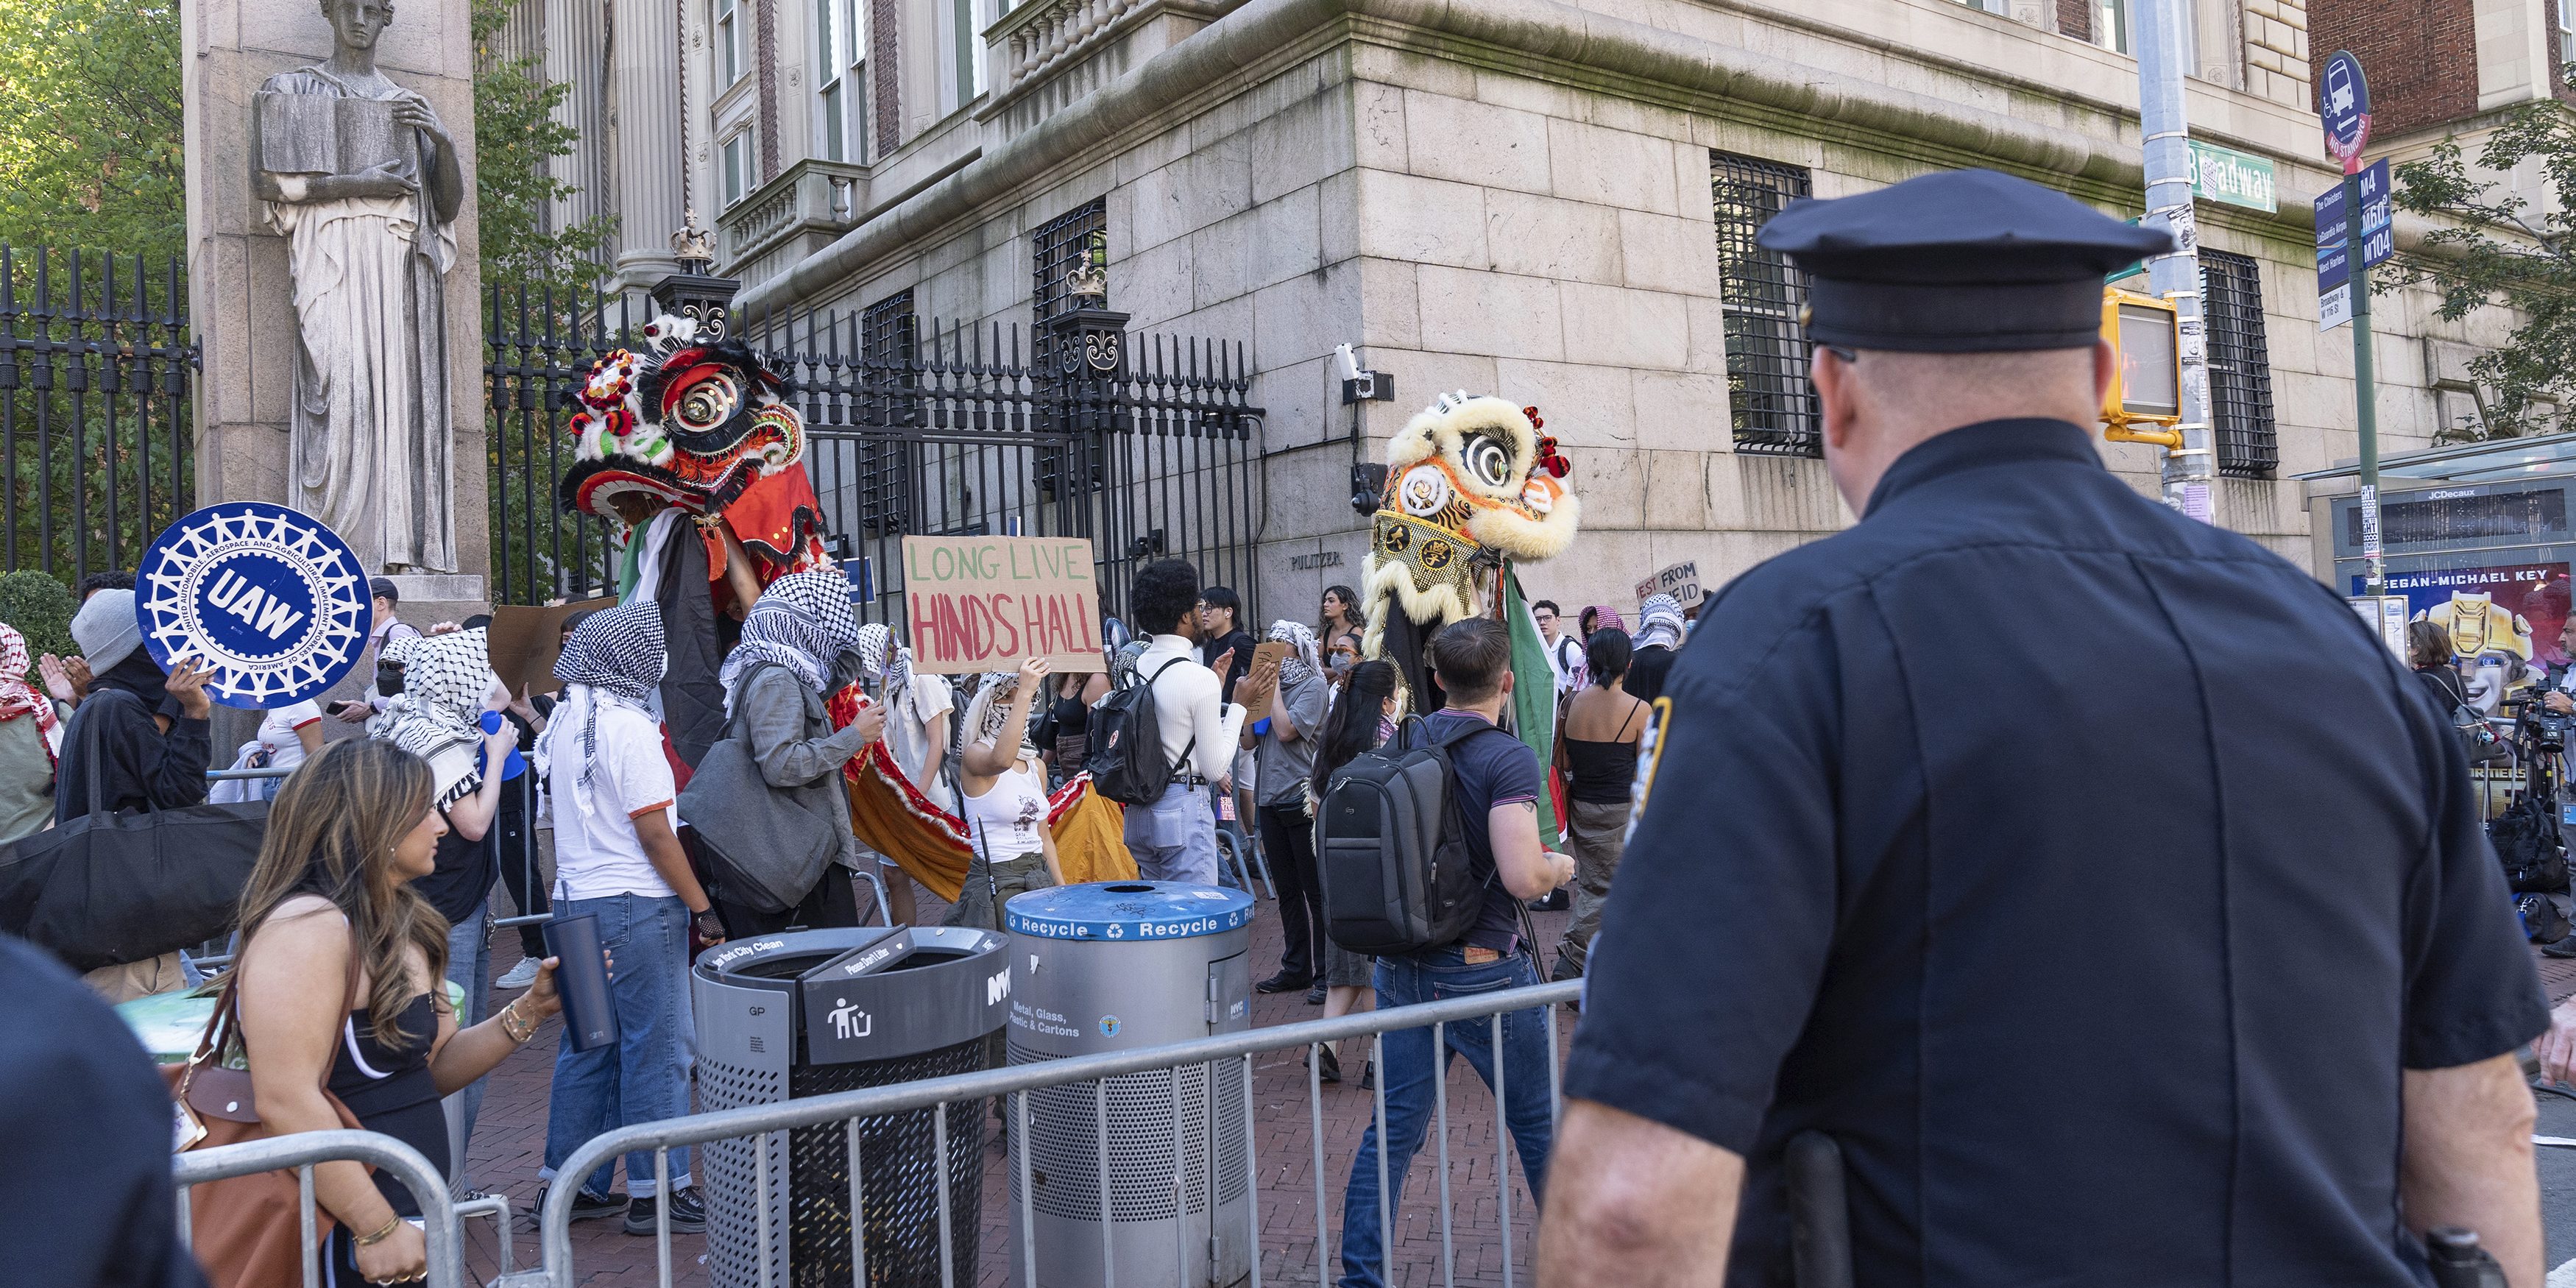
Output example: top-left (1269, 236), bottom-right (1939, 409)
top-left (71, 588), bottom-right (144, 673)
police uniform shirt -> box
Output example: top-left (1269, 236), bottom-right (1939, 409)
top-left (1563, 418), bottom-right (2550, 1287)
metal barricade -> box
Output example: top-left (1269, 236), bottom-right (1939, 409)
top-left (505, 978), bottom-right (1582, 1288)
top-left (171, 1129), bottom-right (474, 1288)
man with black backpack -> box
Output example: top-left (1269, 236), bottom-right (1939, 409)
top-left (1331, 618), bottom-right (1573, 1288)
top-left (1097, 559), bottom-right (1244, 884)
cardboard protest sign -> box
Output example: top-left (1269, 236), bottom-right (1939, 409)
top-left (902, 536), bottom-right (1105, 673)
top-left (486, 597), bottom-right (618, 696)
top-left (1635, 560), bottom-right (1703, 611)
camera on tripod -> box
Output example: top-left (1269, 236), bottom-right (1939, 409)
top-left (2505, 690), bottom-right (2571, 754)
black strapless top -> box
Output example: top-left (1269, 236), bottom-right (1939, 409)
top-left (328, 994), bottom-right (450, 1214)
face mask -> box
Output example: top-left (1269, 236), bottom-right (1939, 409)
top-left (376, 661), bottom-right (406, 697)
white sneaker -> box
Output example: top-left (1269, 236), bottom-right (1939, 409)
top-left (495, 957), bottom-right (542, 989)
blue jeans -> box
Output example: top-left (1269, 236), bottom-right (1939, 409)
top-left (443, 896), bottom-right (492, 1186)
top-left (1124, 779), bottom-right (1220, 885)
top-left (1337, 947), bottom-right (1554, 1288)
top-left (540, 894), bottom-right (693, 1197)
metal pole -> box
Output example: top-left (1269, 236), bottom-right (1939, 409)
top-left (2349, 167), bottom-right (2385, 593)
top-left (2135, 0), bottom-right (2217, 521)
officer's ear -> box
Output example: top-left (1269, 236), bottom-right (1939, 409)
top-left (2088, 338), bottom-right (2117, 411)
top-left (1812, 346), bottom-right (1861, 454)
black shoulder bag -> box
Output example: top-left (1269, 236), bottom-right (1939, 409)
top-left (0, 690), bottom-right (268, 971)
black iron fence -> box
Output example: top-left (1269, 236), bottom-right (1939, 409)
top-left (484, 285), bottom-right (1265, 631)
top-left (0, 248), bottom-right (197, 581)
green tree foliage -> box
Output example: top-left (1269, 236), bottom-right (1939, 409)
top-left (472, 0), bottom-right (616, 304)
top-left (0, 0), bottom-right (184, 261)
top-left (0, 570), bottom-right (80, 660)
top-left (2392, 98), bottom-right (2576, 441)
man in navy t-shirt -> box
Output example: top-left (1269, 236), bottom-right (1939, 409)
top-left (1337, 618), bottom-right (1574, 1288)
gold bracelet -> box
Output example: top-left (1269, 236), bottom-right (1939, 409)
top-left (353, 1214), bottom-right (404, 1248)
top-left (497, 1000), bottom-right (533, 1044)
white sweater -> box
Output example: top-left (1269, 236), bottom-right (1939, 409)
top-left (1136, 634), bottom-right (1244, 783)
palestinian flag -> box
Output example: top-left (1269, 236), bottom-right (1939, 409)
top-left (1501, 568), bottom-right (1563, 848)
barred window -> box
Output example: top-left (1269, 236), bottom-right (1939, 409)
top-left (1710, 154), bottom-right (1820, 457)
top-left (1031, 199), bottom-right (1109, 496)
top-left (1033, 199), bottom-right (1108, 339)
top-left (2201, 250), bottom-right (2277, 478)
top-left (853, 289), bottom-right (917, 534)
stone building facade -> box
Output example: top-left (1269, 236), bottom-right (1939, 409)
top-left (523, 0), bottom-right (2523, 618)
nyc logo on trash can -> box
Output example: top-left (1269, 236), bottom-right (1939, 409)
top-left (138, 502), bottom-right (371, 709)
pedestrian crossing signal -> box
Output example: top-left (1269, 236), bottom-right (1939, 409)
top-left (2101, 287), bottom-right (2183, 450)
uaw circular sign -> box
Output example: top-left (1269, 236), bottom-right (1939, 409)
top-left (138, 502), bottom-right (370, 709)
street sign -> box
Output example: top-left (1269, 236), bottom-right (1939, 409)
top-left (2313, 159), bottom-right (2392, 256)
top-left (2315, 159), bottom-right (2391, 331)
top-left (2320, 52), bottom-right (2372, 171)
top-left (2187, 141), bottom-right (2279, 212)
top-left (136, 501), bottom-right (372, 709)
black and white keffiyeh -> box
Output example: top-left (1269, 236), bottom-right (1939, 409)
top-left (1265, 620), bottom-right (1320, 689)
top-left (545, 600), bottom-right (667, 805)
top-left (373, 628), bottom-right (495, 799)
top-left (721, 570), bottom-right (864, 698)
top-left (963, 669), bottom-right (1038, 759)
top-left (854, 621), bottom-right (916, 701)
top-left (1635, 595), bottom-right (1686, 651)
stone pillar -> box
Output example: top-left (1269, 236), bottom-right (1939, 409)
top-left (612, 0), bottom-right (687, 287)
top-left (182, 0), bottom-right (489, 622)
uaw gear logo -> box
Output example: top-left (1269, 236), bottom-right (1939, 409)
top-left (138, 502), bottom-right (370, 709)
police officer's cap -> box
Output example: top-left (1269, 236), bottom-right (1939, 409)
top-left (1756, 168), bottom-right (2176, 354)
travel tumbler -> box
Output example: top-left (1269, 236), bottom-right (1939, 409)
top-left (478, 710), bottom-right (528, 781)
top-left (543, 913), bottom-right (621, 1052)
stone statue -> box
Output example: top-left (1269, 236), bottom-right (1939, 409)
top-left (252, 0), bottom-right (464, 573)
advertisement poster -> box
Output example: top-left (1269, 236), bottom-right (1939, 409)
top-left (2353, 562), bottom-right (2570, 712)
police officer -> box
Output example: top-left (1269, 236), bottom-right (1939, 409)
top-left (1535, 169), bottom-right (2550, 1287)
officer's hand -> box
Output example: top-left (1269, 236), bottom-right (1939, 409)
top-left (2538, 996), bottom-right (2576, 1086)
top-left (2547, 691), bottom-right (2575, 716)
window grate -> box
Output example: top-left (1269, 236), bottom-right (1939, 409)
top-left (2201, 250), bottom-right (2277, 478)
top-left (1032, 199), bottom-right (1109, 495)
top-left (853, 289), bottom-right (919, 534)
top-left (1710, 153), bottom-right (1820, 458)
top-left (1032, 199), bottom-right (1108, 336)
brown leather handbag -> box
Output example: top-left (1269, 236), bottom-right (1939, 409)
top-left (165, 958), bottom-right (367, 1288)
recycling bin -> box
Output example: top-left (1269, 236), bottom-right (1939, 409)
top-left (693, 925), bottom-right (1009, 1288)
top-left (1004, 882), bottom-right (1256, 1288)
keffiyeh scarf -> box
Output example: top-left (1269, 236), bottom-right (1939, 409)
top-left (1265, 620), bottom-right (1321, 689)
top-left (0, 624), bottom-right (61, 764)
top-left (1585, 606), bottom-right (1626, 637)
top-left (721, 569), bottom-right (864, 699)
top-left (374, 628), bottom-right (495, 799)
top-left (1635, 595), bottom-right (1685, 651)
top-left (545, 600), bottom-right (667, 807)
top-left (854, 621), bottom-right (916, 702)
top-left (964, 670), bottom-right (1039, 759)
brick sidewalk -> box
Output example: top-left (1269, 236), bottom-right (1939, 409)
top-left (458, 886), bottom-right (1577, 1287)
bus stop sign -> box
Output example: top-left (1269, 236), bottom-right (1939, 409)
top-left (2320, 52), bottom-right (2371, 171)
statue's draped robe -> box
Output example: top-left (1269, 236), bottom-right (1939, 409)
top-left (258, 67), bottom-right (457, 572)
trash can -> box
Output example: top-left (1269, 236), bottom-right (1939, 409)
top-left (693, 925), bottom-right (1010, 1288)
top-left (1005, 881), bottom-right (1256, 1288)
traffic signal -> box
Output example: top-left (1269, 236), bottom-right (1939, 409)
top-left (2100, 286), bottom-right (2183, 450)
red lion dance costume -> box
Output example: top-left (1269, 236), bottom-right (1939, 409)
top-left (560, 314), bottom-right (1130, 907)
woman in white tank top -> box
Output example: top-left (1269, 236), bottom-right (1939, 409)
top-left (945, 657), bottom-right (1066, 930)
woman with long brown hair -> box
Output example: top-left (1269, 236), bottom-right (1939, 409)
top-left (230, 737), bottom-right (572, 1285)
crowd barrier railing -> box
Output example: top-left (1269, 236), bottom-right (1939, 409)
top-left (171, 1128), bottom-right (473, 1288)
top-left (500, 977), bottom-right (1582, 1288)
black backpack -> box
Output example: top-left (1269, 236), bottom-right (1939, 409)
top-left (1314, 715), bottom-right (1508, 955)
top-left (2492, 793), bottom-right (2570, 894)
top-left (1087, 658), bottom-right (1195, 807)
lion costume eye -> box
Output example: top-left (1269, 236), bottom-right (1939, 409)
top-left (671, 371), bottom-right (743, 432)
top-left (1461, 433), bottom-right (1513, 490)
